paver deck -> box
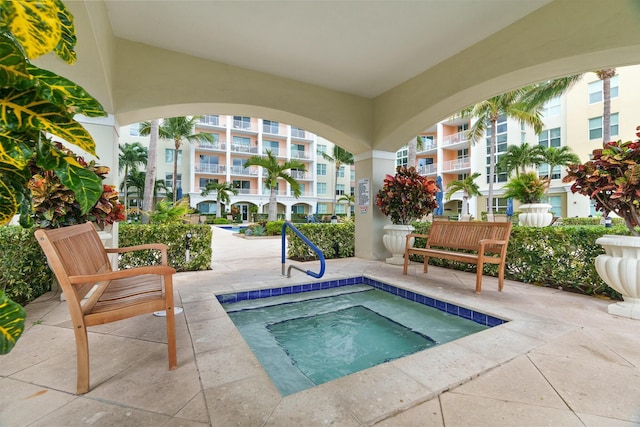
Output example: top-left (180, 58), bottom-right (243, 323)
top-left (2, 226), bottom-right (639, 426)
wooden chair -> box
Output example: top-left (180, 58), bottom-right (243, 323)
top-left (35, 222), bottom-right (177, 394)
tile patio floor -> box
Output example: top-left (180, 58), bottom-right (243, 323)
top-left (1, 227), bottom-right (640, 426)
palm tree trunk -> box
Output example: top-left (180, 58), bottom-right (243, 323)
top-left (173, 140), bottom-right (179, 202)
top-left (216, 194), bottom-right (222, 218)
top-left (122, 165), bottom-right (128, 219)
top-left (142, 119), bottom-right (159, 223)
top-left (599, 69), bottom-right (616, 143)
top-left (407, 138), bottom-right (417, 168)
top-left (269, 187), bottom-right (278, 221)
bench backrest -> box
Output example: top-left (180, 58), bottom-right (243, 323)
top-left (427, 221), bottom-right (512, 253)
top-left (35, 222), bottom-right (112, 306)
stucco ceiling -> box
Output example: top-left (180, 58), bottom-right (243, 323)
top-left (104, 0), bottom-right (551, 99)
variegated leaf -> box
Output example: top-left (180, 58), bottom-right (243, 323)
top-left (2, 0), bottom-right (63, 61)
top-left (0, 87), bottom-right (97, 155)
top-left (0, 291), bottom-right (26, 355)
top-left (0, 130), bottom-right (30, 171)
top-left (26, 63), bottom-right (105, 117)
top-left (0, 178), bottom-right (18, 226)
top-left (52, 0), bottom-right (76, 63)
top-left (55, 161), bottom-right (103, 214)
top-left (0, 33), bottom-right (35, 89)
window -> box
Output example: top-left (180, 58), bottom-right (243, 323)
top-left (198, 202), bottom-right (216, 214)
top-left (350, 169), bottom-right (355, 181)
top-left (396, 147), bottom-right (408, 167)
top-left (317, 182), bottom-right (327, 195)
top-left (588, 75), bottom-right (619, 104)
top-left (543, 195), bottom-right (562, 218)
top-left (200, 115), bottom-right (219, 126)
top-left (233, 180), bottom-right (251, 194)
top-left (335, 204), bottom-right (346, 214)
top-left (263, 120), bottom-right (279, 134)
top-left (199, 155), bottom-right (219, 166)
top-left (232, 158), bottom-right (248, 174)
top-left (164, 173), bottom-right (182, 190)
top-left (233, 116), bottom-right (251, 130)
top-left (538, 128), bottom-right (562, 179)
top-left (263, 140), bottom-right (279, 155)
top-left (317, 204), bottom-right (328, 214)
top-left (337, 166), bottom-right (345, 178)
top-left (292, 144), bottom-right (305, 158)
top-left (165, 149), bottom-right (182, 165)
top-left (297, 184), bottom-right (305, 195)
top-left (336, 184), bottom-right (345, 196)
top-left (457, 148), bottom-right (469, 159)
top-left (588, 113), bottom-right (619, 140)
top-left (199, 178), bottom-right (218, 189)
top-left (317, 164), bottom-right (327, 176)
top-left (457, 173), bottom-right (468, 181)
top-left (317, 144), bottom-right (327, 154)
top-left (292, 205), bottom-right (305, 214)
top-left (541, 96), bottom-right (561, 118)
top-left (485, 116), bottom-right (508, 183)
top-left (291, 127), bottom-right (306, 138)
top-left (487, 197), bottom-right (508, 213)
top-left (129, 123), bottom-right (140, 136)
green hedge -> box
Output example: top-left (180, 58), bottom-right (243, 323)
top-left (0, 226), bottom-right (55, 305)
top-left (119, 223), bottom-right (212, 272)
top-left (410, 222), bottom-right (625, 299)
top-left (561, 216), bottom-right (625, 226)
top-left (286, 222), bottom-right (355, 261)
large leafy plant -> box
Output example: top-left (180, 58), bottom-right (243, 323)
top-left (375, 166), bottom-right (439, 225)
top-left (0, 0), bottom-right (106, 227)
top-left (503, 171), bottom-right (549, 204)
top-left (564, 126), bottom-right (640, 236)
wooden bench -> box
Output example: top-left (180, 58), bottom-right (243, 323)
top-left (35, 222), bottom-right (177, 394)
top-left (403, 221), bottom-right (512, 293)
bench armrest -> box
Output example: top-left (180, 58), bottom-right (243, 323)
top-left (478, 239), bottom-right (508, 246)
top-left (405, 233), bottom-right (429, 247)
top-left (68, 264), bottom-right (176, 285)
top-left (106, 243), bottom-right (169, 264)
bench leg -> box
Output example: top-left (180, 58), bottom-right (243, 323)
top-left (403, 251), bottom-right (409, 275)
top-left (475, 263), bottom-right (483, 294)
top-left (423, 256), bottom-right (429, 273)
top-left (498, 265), bottom-right (505, 291)
top-left (165, 279), bottom-right (178, 371)
top-left (74, 325), bottom-right (90, 394)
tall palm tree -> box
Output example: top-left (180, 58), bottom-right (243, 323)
top-left (444, 172), bottom-right (481, 218)
top-left (139, 119), bottom-right (159, 222)
top-left (118, 142), bottom-right (147, 217)
top-left (244, 150), bottom-right (306, 221)
top-left (321, 145), bottom-right (354, 215)
top-left (156, 116), bottom-right (214, 202)
top-left (201, 181), bottom-right (239, 218)
top-left (497, 143), bottom-right (544, 178)
top-left (464, 76), bottom-right (581, 216)
top-left (596, 68), bottom-right (617, 143)
top-left (538, 146), bottom-right (579, 184)
top-left (121, 170), bottom-right (146, 216)
top-left (407, 136), bottom-right (426, 168)
top-left (337, 194), bottom-right (355, 218)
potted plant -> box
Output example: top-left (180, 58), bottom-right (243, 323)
top-left (563, 127), bottom-right (640, 319)
top-left (502, 171), bottom-right (552, 227)
top-left (375, 166), bottom-right (439, 264)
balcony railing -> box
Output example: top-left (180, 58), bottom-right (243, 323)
top-left (230, 166), bottom-right (259, 176)
top-left (442, 157), bottom-right (470, 172)
top-left (291, 128), bottom-right (309, 139)
top-left (194, 164), bottom-right (226, 174)
top-left (418, 163), bottom-right (438, 175)
top-left (232, 120), bottom-right (257, 132)
top-left (443, 131), bottom-right (470, 147)
top-left (198, 115), bottom-right (224, 127)
top-left (263, 148), bottom-right (280, 156)
top-left (198, 141), bottom-right (226, 151)
top-left (291, 170), bottom-right (313, 180)
top-left (291, 150), bottom-right (310, 159)
top-left (230, 144), bottom-right (258, 154)
top-left (418, 141), bottom-right (437, 153)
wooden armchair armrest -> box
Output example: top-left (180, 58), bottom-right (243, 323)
top-left (68, 264), bottom-right (176, 285)
top-left (479, 239), bottom-right (508, 246)
top-left (405, 233), bottom-right (429, 247)
top-left (106, 243), bottom-right (169, 264)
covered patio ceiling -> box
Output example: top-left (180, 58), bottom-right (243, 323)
top-left (41, 0), bottom-right (640, 154)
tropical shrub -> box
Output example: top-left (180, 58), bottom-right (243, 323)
top-left (286, 222), bottom-right (355, 260)
top-left (147, 199), bottom-right (190, 224)
top-left (376, 166), bottom-right (439, 225)
top-left (564, 127), bottom-right (640, 235)
top-left (502, 172), bottom-right (548, 204)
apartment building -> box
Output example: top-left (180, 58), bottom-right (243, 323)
top-left (121, 116), bottom-right (355, 221)
top-left (401, 65), bottom-right (640, 220)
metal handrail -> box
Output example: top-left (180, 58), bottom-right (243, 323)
top-left (281, 221), bottom-right (325, 278)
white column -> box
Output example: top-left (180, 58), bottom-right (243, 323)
top-left (354, 150), bottom-right (396, 260)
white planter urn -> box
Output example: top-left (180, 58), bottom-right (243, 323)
top-left (595, 235), bottom-right (640, 320)
top-left (383, 224), bottom-right (414, 265)
top-left (519, 203), bottom-right (553, 227)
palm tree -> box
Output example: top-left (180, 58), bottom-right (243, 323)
top-left (497, 143), bottom-right (544, 178)
top-left (244, 150), bottom-right (306, 221)
top-left (337, 194), bottom-right (355, 218)
top-left (139, 119), bottom-right (159, 222)
top-left (444, 173), bottom-right (482, 218)
top-left (118, 142), bottom-right (147, 217)
top-left (156, 117), bottom-right (214, 202)
top-left (596, 68), bottom-right (617, 143)
top-left (464, 76), bottom-right (581, 216)
top-left (538, 146), bottom-right (579, 184)
top-left (200, 181), bottom-right (239, 218)
top-left (321, 145), bottom-right (354, 215)
top-left (407, 136), bottom-right (426, 168)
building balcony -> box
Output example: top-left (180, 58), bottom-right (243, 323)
top-left (417, 141), bottom-right (438, 154)
top-left (442, 157), bottom-right (471, 173)
top-left (230, 166), bottom-right (259, 176)
top-left (194, 164), bottom-right (226, 174)
top-left (197, 115), bottom-right (226, 128)
top-left (291, 128), bottom-right (312, 140)
top-left (197, 141), bottom-right (226, 151)
top-left (291, 170), bottom-right (313, 180)
top-left (291, 150), bottom-right (310, 160)
top-left (232, 120), bottom-right (258, 132)
top-left (418, 163), bottom-right (438, 176)
top-left (262, 147), bottom-right (282, 157)
top-left (442, 131), bottom-right (470, 148)
top-left (230, 144), bottom-right (259, 154)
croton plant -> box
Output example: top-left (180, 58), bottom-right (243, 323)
top-left (375, 166), bottom-right (439, 225)
top-left (563, 125), bottom-right (640, 236)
